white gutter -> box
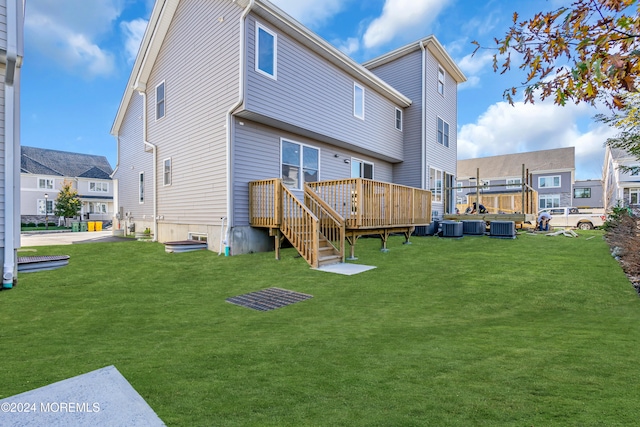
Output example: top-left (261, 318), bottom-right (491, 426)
top-left (224, 0), bottom-right (255, 243)
top-left (3, 0), bottom-right (21, 289)
top-left (420, 40), bottom-right (427, 190)
top-left (137, 89), bottom-right (158, 242)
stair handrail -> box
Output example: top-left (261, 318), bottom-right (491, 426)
top-left (280, 184), bottom-right (320, 268)
top-left (304, 185), bottom-right (346, 263)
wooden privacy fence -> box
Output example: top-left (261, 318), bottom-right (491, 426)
top-left (457, 190), bottom-right (539, 214)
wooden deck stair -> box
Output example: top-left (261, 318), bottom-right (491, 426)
top-left (249, 178), bottom-right (432, 268)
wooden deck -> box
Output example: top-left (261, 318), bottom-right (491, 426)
top-left (249, 178), bottom-right (432, 266)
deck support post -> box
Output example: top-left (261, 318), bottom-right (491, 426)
top-left (346, 233), bottom-right (359, 260)
top-left (380, 230), bottom-right (390, 253)
top-left (402, 227), bottom-right (414, 244)
top-left (270, 228), bottom-right (284, 260)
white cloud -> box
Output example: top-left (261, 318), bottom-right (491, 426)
top-left (335, 37), bottom-right (360, 56)
top-left (25, 0), bottom-right (125, 77)
top-left (270, 0), bottom-right (346, 28)
top-left (363, 0), bottom-right (452, 49)
top-left (458, 100), bottom-right (615, 180)
top-left (457, 50), bottom-right (493, 90)
top-left (121, 19), bottom-right (148, 64)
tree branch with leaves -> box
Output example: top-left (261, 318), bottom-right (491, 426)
top-left (54, 180), bottom-right (82, 219)
top-left (473, 0), bottom-right (640, 109)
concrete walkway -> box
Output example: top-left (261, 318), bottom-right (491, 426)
top-left (20, 231), bottom-right (129, 247)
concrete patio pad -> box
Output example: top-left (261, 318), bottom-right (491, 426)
top-left (314, 263), bottom-right (376, 275)
top-left (0, 366), bottom-right (165, 427)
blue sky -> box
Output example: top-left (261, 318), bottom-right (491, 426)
top-left (22, 0), bottom-right (614, 180)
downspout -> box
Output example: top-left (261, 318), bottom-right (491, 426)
top-left (3, 0), bottom-right (21, 289)
top-left (136, 88), bottom-right (158, 242)
top-left (419, 40), bottom-right (427, 191)
top-left (223, 0), bottom-right (255, 253)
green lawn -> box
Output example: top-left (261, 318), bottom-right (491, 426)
top-left (1, 231), bottom-right (638, 426)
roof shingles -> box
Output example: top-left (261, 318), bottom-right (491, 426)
top-left (21, 146), bottom-right (113, 179)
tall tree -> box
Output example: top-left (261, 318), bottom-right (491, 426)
top-left (473, 0), bottom-right (640, 109)
top-left (54, 180), bottom-right (82, 219)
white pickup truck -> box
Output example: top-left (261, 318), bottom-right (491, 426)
top-left (539, 207), bottom-right (607, 230)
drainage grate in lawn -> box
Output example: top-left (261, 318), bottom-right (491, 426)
top-left (226, 287), bottom-right (313, 311)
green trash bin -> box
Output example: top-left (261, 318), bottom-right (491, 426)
top-left (80, 222), bottom-right (88, 232)
top-left (72, 222), bottom-right (80, 232)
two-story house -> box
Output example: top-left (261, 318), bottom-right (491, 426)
top-left (20, 146), bottom-right (115, 224)
top-left (457, 147), bottom-right (576, 210)
top-left (603, 146), bottom-right (640, 211)
top-left (1, 0), bottom-right (24, 289)
top-left (111, 0), bottom-right (466, 257)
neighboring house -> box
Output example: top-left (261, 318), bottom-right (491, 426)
top-left (603, 146), bottom-right (640, 211)
top-left (572, 179), bottom-right (603, 208)
top-left (20, 146), bottom-right (114, 224)
top-left (1, 0), bottom-right (24, 289)
top-left (457, 147), bottom-right (576, 210)
top-left (110, 0), bottom-right (466, 255)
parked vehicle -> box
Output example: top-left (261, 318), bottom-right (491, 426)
top-left (538, 207), bottom-right (607, 230)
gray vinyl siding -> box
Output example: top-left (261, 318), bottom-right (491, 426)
top-left (244, 15), bottom-right (404, 162)
top-left (0, 0), bottom-right (6, 52)
top-left (0, 69), bottom-right (4, 243)
top-left (233, 118), bottom-right (394, 226)
top-left (113, 85), bottom-right (154, 221)
top-left (367, 50), bottom-right (423, 188)
top-left (144, 0), bottom-right (241, 226)
top-left (573, 179), bottom-right (603, 208)
top-left (424, 50), bottom-right (457, 180)
top-left (535, 171), bottom-right (573, 206)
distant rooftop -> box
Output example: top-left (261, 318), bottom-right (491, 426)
top-left (458, 147), bottom-right (575, 179)
top-left (21, 146), bottom-right (113, 179)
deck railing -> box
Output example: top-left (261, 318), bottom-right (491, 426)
top-left (304, 186), bottom-right (345, 262)
top-left (307, 178), bottom-right (431, 229)
top-left (249, 178), bottom-right (282, 228)
top-left (281, 184), bottom-right (320, 268)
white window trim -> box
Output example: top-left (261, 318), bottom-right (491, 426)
top-left (457, 182), bottom-right (463, 193)
top-left (188, 232), bottom-right (208, 242)
top-left (89, 181), bottom-right (109, 193)
top-left (351, 158), bottom-right (374, 180)
top-left (163, 158), bottom-right (172, 186)
top-left (395, 107), bottom-right (402, 131)
top-left (506, 177), bottom-right (522, 189)
top-left (539, 194), bottom-right (561, 209)
top-left (430, 167), bottom-right (443, 203)
top-left (37, 199), bottom-right (55, 215)
top-left (353, 83), bottom-right (365, 120)
top-left (155, 81), bottom-right (166, 121)
top-left (538, 175), bottom-right (561, 188)
top-left (139, 171), bottom-right (145, 204)
top-left (38, 177), bottom-right (54, 190)
top-left (437, 117), bottom-right (450, 147)
top-left (280, 138), bottom-right (320, 190)
top-left (438, 66), bottom-right (445, 96)
top-left (255, 22), bottom-right (277, 79)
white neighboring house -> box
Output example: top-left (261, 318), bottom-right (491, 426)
top-left (603, 146), bottom-right (640, 211)
top-left (20, 146), bottom-right (115, 224)
top-left (1, 0), bottom-right (25, 289)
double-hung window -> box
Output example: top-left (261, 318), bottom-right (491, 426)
top-left (538, 175), bottom-right (561, 188)
top-left (89, 181), bottom-right (109, 192)
top-left (395, 108), bottom-right (402, 131)
top-left (438, 66), bottom-right (445, 96)
top-left (281, 139), bottom-right (319, 190)
top-left (629, 188), bottom-right (640, 205)
top-left (351, 159), bottom-right (373, 179)
top-left (163, 158), bottom-right (172, 186)
top-left (37, 199), bottom-right (54, 215)
top-left (506, 178), bottom-right (522, 189)
top-left (437, 117), bottom-right (449, 147)
top-left (38, 178), bottom-right (54, 190)
top-left (354, 83), bottom-right (364, 120)
top-left (156, 81), bottom-right (165, 120)
top-left (256, 23), bottom-right (277, 79)
top-left (430, 168), bottom-right (443, 202)
top-left (539, 194), bottom-right (560, 209)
